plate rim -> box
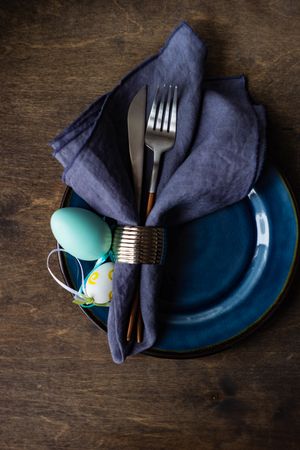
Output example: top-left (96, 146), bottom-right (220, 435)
top-left (58, 166), bottom-right (299, 359)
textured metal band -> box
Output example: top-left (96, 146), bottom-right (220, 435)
top-left (112, 225), bottom-right (166, 264)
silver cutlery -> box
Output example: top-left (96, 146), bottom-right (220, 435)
top-left (145, 85), bottom-right (178, 215)
top-left (128, 86), bottom-right (147, 216)
top-left (134, 84), bottom-right (178, 342)
top-left (126, 86), bottom-right (147, 342)
top-left (126, 84), bottom-right (178, 343)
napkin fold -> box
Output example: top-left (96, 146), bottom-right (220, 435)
top-left (51, 22), bottom-right (266, 363)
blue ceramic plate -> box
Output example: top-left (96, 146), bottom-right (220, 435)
top-left (59, 166), bottom-right (298, 358)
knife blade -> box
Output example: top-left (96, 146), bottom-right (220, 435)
top-left (127, 86), bottom-right (147, 343)
top-left (127, 86), bottom-right (147, 215)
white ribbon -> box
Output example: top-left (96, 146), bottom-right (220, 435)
top-left (47, 248), bottom-right (92, 303)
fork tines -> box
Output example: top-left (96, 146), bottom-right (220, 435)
top-left (147, 85), bottom-right (178, 134)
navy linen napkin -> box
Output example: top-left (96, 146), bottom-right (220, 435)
top-left (51, 22), bottom-right (266, 363)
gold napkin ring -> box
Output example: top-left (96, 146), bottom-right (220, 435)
top-left (112, 225), bottom-right (166, 265)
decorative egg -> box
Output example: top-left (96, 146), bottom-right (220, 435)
top-left (84, 262), bottom-right (114, 305)
top-left (51, 207), bottom-right (112, 261)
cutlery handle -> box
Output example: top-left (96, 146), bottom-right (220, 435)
top-left (149, 152), bottom-right (161, 194)
top-left (146, 192), bottom-right (156, 216)
top-left (126, 190), bottom-right (156, 343)
top-left (135, 190), bottom-right (156, 341)
top-left (136, 306), bottom-right (143, 343)
top-left (127, 157), bottom-right (159, 343)
top-left (126, 287), bottom-right (139, 341)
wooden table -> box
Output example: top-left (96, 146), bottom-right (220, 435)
top-left (0, 1), bottom-right (299, 449)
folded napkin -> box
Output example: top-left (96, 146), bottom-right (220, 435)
top-left (51, 22), bottom-right (266, 363)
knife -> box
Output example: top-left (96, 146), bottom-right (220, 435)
top-left (127, 86), bottom-right (147, 215)
top-left (127, 86), bottom-right (147, 342)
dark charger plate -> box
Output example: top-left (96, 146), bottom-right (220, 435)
top-left (58, 166), bottom-right (299, 358)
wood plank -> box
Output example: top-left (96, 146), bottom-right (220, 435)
top-left (0, 1), bottom-right (299, 449)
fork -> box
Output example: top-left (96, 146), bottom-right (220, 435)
top-left (145, 84), bottom-right (178, 215)
top-left (127, 85), bottom-right (178, 343)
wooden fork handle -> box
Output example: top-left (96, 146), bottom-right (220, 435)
top-left (126, 286), bottom-right (139, 341)
top-left (136, 305), bottom-right (143, 343)
top-left (146, 192), bottom-right (156, 216)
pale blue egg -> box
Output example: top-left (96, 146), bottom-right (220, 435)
top-left (51, 207), bottom-right (112, 261)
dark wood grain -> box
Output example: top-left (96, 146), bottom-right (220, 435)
top-left (0, 1), bottom-right (299, 449)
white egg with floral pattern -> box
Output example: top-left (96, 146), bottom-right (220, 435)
top-left (84, 262), bottom-right (114, 305)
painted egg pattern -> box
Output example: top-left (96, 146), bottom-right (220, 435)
top-left (84, 262), bottom-right (114, 305)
